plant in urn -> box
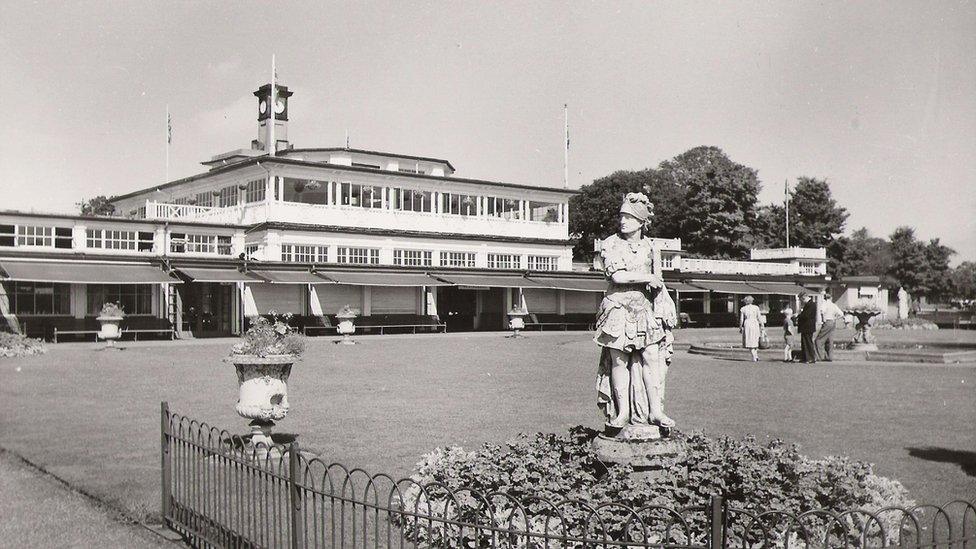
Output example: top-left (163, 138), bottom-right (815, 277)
top-left (506, 304), bottom-right (529, 338)
top-left (844, 298), bottom-right (884, 351)
top-left (225, 313), bottom-right (305, 449)
top-left (96, 302), bottom-right (125, 350)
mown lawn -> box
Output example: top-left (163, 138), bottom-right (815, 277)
top-left (0, 328), bottom-right (973, 527)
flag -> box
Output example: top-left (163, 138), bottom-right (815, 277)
top-left (564, 103), bottom-right (569, 150)
top-left (167, 113), bottom-right (172, 144)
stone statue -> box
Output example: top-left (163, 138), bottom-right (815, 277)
top-left (594, 192), bottom-right (677, 440)
top-left (897, 287), bottom-right (909, 320)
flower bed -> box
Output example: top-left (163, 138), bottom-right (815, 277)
top-left (0, 332), bottom-right (47, 358)
top-left (398, 427), bottom-right (914, 547)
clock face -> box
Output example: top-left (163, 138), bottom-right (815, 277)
top-left (259, 100), bottom-right (268, 115)
top-left (274, 98), bottom-right (286, 114)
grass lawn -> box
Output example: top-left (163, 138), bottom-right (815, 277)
top-left (1, 328), bottom-right (973, 527)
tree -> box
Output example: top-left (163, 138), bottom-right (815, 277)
top-left (78, 195), bottom-right (116, 217)
top-left (833, 227), bottom-right (892, 280)
top-left (950, 261), bottom-right (976, 301)
top-left (887, 226), bottom-right (932, 301)
top-left (663, 146), bottom-right (761, 258)
top-left (568, 168), bottom-right (684, 260)
top-left (753, 177), bottom-right (849, 249)
top-left (920, 238), bottom-right (955, 302)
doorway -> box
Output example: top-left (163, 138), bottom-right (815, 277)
top-left (177, 282), bottom-right (235, 337)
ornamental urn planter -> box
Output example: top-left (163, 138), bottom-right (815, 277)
top-left (224, 354), bottom-right (300, 447)
top-left (845, 309), bottom-right (883, 351)
top-left (507, 309), bottom-right (529, 338)
top-left (96, 316), bottom-right (124, 348)
top-left (335, 309), bottom-right (357, 345)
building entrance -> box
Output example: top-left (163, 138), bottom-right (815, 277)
top-left (177, 282), bottom-right (235, 337)
top-left (436, 286), bottom-right (477, 332)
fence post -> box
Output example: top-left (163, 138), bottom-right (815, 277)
top-left (709, 494), bottom-right (726, 549)
top-left (160, 401), bottom-right (172, 529)
top-left (289, 441), bottom-right (304, 549)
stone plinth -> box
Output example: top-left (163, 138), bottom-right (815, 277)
top-left (592, 424), bottom-right (683, 481)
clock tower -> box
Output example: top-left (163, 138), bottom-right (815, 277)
top-left (253, 83), bottom-right (293, 153)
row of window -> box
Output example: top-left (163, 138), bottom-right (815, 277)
top-left (165, 178), bottom-right (266, 211)
top-left (2, 282), bottom-right (153, 316)
top-left (1, 224), bottom-right (235, 257)
top-left (170, 233), bottom-right (233, 255)
top-left (0, 225), bottom-right (73, 249)
top-left (276, 243), bottom-right (557, 270)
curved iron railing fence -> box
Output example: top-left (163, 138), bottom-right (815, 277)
top-left (160, 403), bottom-right (975, 548)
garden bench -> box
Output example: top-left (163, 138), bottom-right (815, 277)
top-left (524, 313), bottom-right (594, 331)
top-left (355, 314), bottom-right (447, 335)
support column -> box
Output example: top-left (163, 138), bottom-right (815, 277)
top-left (362, 286), bottom-right (371, 316)
top-left (557, 290), bottom-right (566, 315)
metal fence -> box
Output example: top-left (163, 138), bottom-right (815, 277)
top-left (161, 403), bottom-right (975, 548)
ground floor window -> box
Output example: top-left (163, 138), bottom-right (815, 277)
top-left (336, 247), bottom-right (379, 265)
top-left (86, 284), bottom-right (153, 316)
top-left (487, 253), bottom-right (522, 270)
top-left (439, 251), bottom-right (476, 268)
top-left (679, 293), bottom-right (706, 314)
top-left (3, 282), bottom-right (71, 315)
top-left (393, 249), bottom-right (432, 267)
top-left (709, 292), bottom-right (735, 314)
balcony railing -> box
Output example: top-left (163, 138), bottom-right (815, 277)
top-left (145, 202), bottom-right (219, 220)
top-left (680, 257), bottom-right (798, 276)
top-left (750, 247), bottom-right (827, 260)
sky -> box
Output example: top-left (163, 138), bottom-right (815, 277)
top-left (1, 1), bottom-right (973, 262)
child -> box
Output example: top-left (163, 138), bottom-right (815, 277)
top-left (781, 306), bottom-right (796, 362)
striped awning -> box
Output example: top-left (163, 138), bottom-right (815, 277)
top-left (317, 271), bottom-right (450, 287)
top-left (686, 281), bottom-right (756, 294)
top-left (527, 276), bottom-right (607, 292)
top-left (430, 273), bottom-right (546, 289)
top-left (746, 282), bottom-right (810, 295)
top-left (667, 282), bottom-right (708, 292)
top-left (175, 267), bottom-right (263, 283)
top-left (0, 259), bottom-right (178, 284)
top-left (252, 270), bottom-right (331, 284)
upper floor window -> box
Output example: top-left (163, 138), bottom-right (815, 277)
top-left (488, 253), bottom-right (522, 270)
top-left (439, 251), bottom-right (476, 268)
top-left (218, 185), bottom-right (239, 207)
top-left (799, 261), bottom-right (819, 275)
top-left (526, 255), bottom-right (558, 271)
top-left (528, 201), bottom-right (560, 222)
top-left (244, 244), bottom-right (260, 259)
top-left (170, 233), bottom-right (232, 255)
top-left (336, 246), bottom-right (379, 265)
top-left (244, 179), bottom-right (266, 203)
top-left (3, 225), bottom-right (72, 249)
top-left (339, 183), bottom-right (383, 209)
top-left (398, 167), bottom-right (425, 175)
top-left (391, 188), bottom-right (433, 213)
top-left (485, 197), bottom-right (523, 220)
top-left (4, 281), bottom-right (71, 315)
top-left (440, 192), bottom-right (478, 216)
top-left (195, 191), bottom-right (213, 207)
top-left (352, 162), bottom-right (380, 170)
top-left (86, 229), bottom-right (153, 252)
top-left (283, 178), bottom-right (328, 205)
top-left (281, 244), bottom-right (328, 263)
top-left (393, 249), bottom-right (432, 267)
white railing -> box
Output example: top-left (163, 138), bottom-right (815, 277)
top-left (680, 257), bottom-right (799, 276)
top-left (593, 237), bottom-right (681, 252)
top-left (145, 202), bottom-right (219, 220)
top-left (750, 247), bottom-right (827, 260)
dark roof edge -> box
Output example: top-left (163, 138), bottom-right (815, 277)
top-left (281, 148), bottom-right (456, 171)
top-left (109, 156), bottom-right (579, 202)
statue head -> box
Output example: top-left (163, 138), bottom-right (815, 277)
top-left (619, 192), bottom-right (653, 235)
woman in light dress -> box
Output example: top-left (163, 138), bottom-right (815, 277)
top-left (739, 295), bottom-right (762, 362)
top-left (594, 192), bottom-right (677, 433)
top-left (782, 306), bottom-right (796, 362)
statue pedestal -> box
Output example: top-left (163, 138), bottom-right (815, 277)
top-left (592, 424), bottom-right (683, 482)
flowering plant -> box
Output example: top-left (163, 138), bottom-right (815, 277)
top-left (98, 302), bottom-right (125, 318)
top-left (231, 313), bottom-right (304, 357)
top-left (336, 304), bottom-right (358, 318)
top-left (844, 298), bottom-right (883, 314)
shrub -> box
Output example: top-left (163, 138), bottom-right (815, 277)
top-left (231, 314), bottom-right (304, 357)
top-left (397, 427), bottom-right (913, 547)
top-left (0, 332), bottom-right (47, 358)
top-left (98, 302), bottom-right (125, 318)
top-left (873, 317), bottom-right (939, 330)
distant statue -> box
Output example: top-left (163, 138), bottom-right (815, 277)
top-left (897, 287), bottom-right (909, 320)
top-left (594, 193), bottom-right (676, 438)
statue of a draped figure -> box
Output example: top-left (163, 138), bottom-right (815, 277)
top-left (593, 192), bottom-right (677, 439)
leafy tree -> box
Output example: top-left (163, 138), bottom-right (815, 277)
top-left (887, 226), bottom-right (933, 300)
top-left (662, 146), bottom-right (761, 258)
top-left (753, 177), bottom-right (848, 249)
top-left (950, 261), bottom-right (976, 301)
top-left (568, 169), bottom-right (684, 260)
top-left (78, 195), bottom-right (116, 217)
top-left (920, 238), bottom-right (955, 302)
top-left (831, 227), bottom-right (892, 280)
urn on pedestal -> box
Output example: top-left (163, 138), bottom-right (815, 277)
top-left (226, 314), bottom-right (305, 448)
top-left (335, 305), bottom-right (358, 345)
top-left (96, 302), bottom-right (125, 350)
top-left (844, 299), bottom-right (884, 351)
top-left (506, 305), bottom-right (529, 338)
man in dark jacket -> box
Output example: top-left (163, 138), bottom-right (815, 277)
top-left (796, 292), bottom-right (819, 363)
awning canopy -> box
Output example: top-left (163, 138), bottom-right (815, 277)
top-left (431, 273), bottom-right (546, 289)
top-left (317, 271), bottom-right (450, 287)
top-left (747, 282), bottom-right (810, 295)
top-left (687, 281), bottom-right (757, 294)
top-left (176, 267), bottom-right (262, 283)
top-left (252, 270), bottom-right (330, 284)
top-left (528, 276), bottom-right (607, 293)
top-left (667, 282), bottom-right (709, 292)
top-left (0, 259), bottom-right (178, 284)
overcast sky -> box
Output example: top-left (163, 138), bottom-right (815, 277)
top-left (1, 2), bottom-right (973, 262)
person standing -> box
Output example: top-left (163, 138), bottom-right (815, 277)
top-left (739, 296), bottom-right (762, 362)
top-left (781, 306), bottom-right (796, 362)
top-left (796, 292), bottom-right (819, 363)
top-left (815, 292), bottom-right (845, 361)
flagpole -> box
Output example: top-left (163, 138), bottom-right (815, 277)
top-left (269, 55), bottom-right (276, 156)
top-left (785, 179), bottom-right (790, 248)
top-left (563, 103), bottom-right (569, 189)
top-left (165, 104), bottom-right (170, 183)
